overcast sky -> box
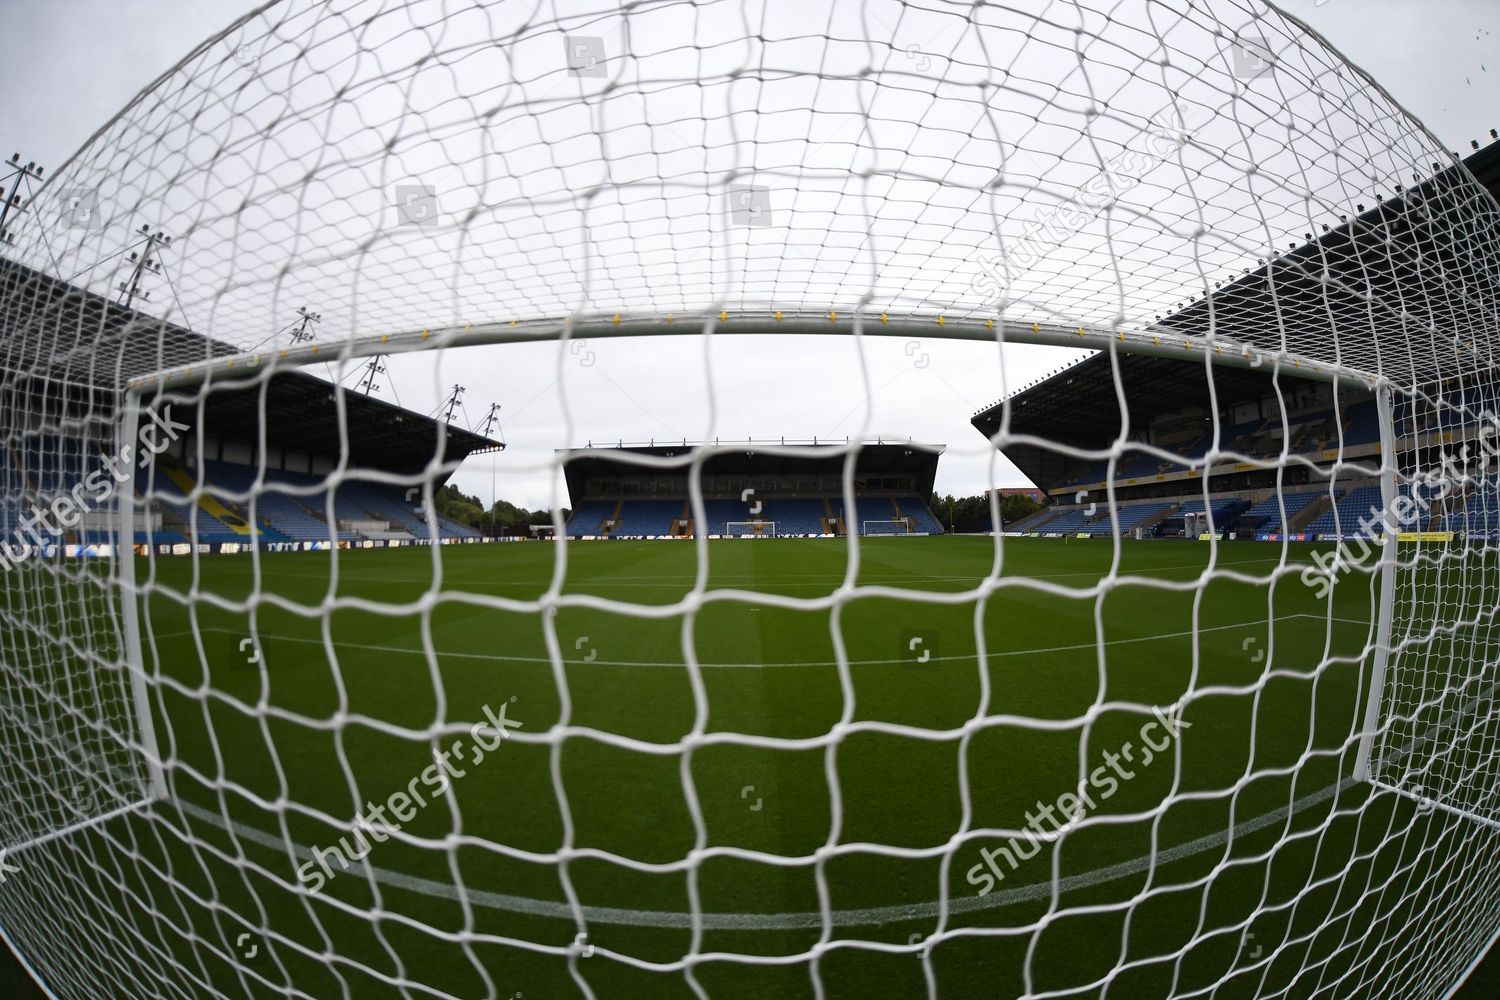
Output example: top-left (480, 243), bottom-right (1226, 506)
top-left (3, 0), bottom-right (1498, 510)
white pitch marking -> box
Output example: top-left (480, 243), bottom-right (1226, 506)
top-left (215, 555), bottom-right (1295, 589)
top-left (131, 605), bottom-right (1385, 932)
top-left (182, 612), bottom-right (1363, 670)
top-left (171, 777), bottom-right (1356, 930)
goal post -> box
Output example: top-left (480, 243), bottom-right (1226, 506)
top-left (861, 519), bottom-right (913, 536)
top-left (112, 394), bottom-right (169, 806)
top-left (1353, 382), bottom-right (1398, 787)
top-left (1353, 382), bottom-right (1500, 834)
top-left (0, 391), bottom-right (165, 864)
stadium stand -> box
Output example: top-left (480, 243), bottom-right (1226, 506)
top-left (1340, 401), bottom-right (1382, 447)
top-left (1036, 506), bottom-right (1100, 534)
top-left (0, 257), bottom-right (503, 559)
top-left (565, 500), bottom-right (619, 538)
top-left (244, 490), bottom-right (332, 541)
top-left (341, 482), bottom-right (481, 540)
top-left (1236, 488), bottom-right (1336, 531)
top-left (331, 483), bottom-right (420, 540)
top-left (826, 497), bottom-right (847, 534)
top-left (894, 496), bottom-right (944, 533)
top-left (695, 499), bottom-right (747, 535)
top-left (557, 443), bottom-right (945, 540)
top-left (140, 467), bottom-right (262, 544)
top-left (612, 500), bottom-right (685, 536)
top-left (1175, 497), bottom-right (1247, 522)
top-left (1084, 500), bottom-right (1177, 536)
top-left (151, 463), bottom-right (490, 545)
top-left (1305, 485), bottom-right (1386, 538)
top-left (1442, 478), bottom-right (1500, 538)
top-left (157, 461), bottom-right (485, 544)
top-left (181, 461), bottom-right (342, 542)
top-left (966, 329), bottom-right (1476, 543)
top-left (1003, 507), bottom-right (1058, 532)
top-left (763, 499), bottom-right (826, 536)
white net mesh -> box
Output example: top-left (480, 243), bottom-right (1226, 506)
top-left (3, 0), bottom-right (1500, 997)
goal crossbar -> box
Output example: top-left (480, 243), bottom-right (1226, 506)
top-left (123, 313), bottom-right (1376, 396)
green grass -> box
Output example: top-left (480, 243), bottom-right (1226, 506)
top-left (15, 537), bottom-right (1478, 998)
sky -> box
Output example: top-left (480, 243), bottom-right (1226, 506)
top-left (2, 0), bottom-right (1498, 511)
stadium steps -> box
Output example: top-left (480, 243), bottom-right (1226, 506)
top-left (159, 461), bottom-right (254, 536)
top-left (886, 495), bottom-right (943, 533)
top-left (600, 500), bottom-right (623, 536)
top-left (822, 497), bottom-right (846, 535)
top-left (157, 503), bottom-right (190, 535)
top-left (290, 494), bottom-right (341, 533)
top-left (1002, 507), bottom-right (1058, 532)
top-left (1288, 494), bottom-right (1335, 532)
top-left (1132, 504), bottom-right (1179, 534)
top-left (866, 499), bottom-right (907, 534)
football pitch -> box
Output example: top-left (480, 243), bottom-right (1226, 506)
top-left (53, 537), bottom-right (1460, 998)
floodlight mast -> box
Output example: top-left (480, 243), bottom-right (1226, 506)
top-left (116, 225), bottom-right (170, 309)
top-left (291, 307), bottom-right (321, 344)
top-left (479, 403), bottom-right (502, 438)
top-left (440, 384), bottom-right (466, 425)
top-left (0, 152), bottom-right (44, 246)
top-left (356, 354), bottom-right (388, 395)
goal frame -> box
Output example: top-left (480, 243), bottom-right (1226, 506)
top-left (861, 519), bottom-right (914, 536)
top-left (124, 312), bottom-right (1366, 396)
top-left (115, 394), bottom-right (169, 804)
top-left (1353, 383), bottom-right (1398, 787)
top-left (1348, 385), bottom-right (1500, 833)
top-left (9, 395), bottom-right (167, 860)
top-left (725, 521), bottom-right (776, 538)
top-left (119, 322), bottom-right (1500, 832)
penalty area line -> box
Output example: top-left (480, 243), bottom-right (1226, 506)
top-left (172, 776), bottom-right (1356, 931)
top-left (179, 612), bottom-right (1351, 669)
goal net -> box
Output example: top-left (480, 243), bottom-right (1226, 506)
top-left (863, 520), bottom-right (914, 536)
top-left (3, 0), bottom-right (1500, 997)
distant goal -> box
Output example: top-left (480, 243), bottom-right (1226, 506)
top-left (725, 521), bottom-right (776, 538)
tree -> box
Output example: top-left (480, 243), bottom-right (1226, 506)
top-left (920, 491), bottom-right (1043, 532)
top-left (998, 492), bottom-right (1041, 526)
top-left (434, 484), bottom-right (485, 527)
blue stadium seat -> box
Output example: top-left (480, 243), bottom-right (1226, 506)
top-left (761, 499), bottom-right (826, 535)
top-left (1236, 488), bottom-right (1336, 531)
top-left (1304, 485), bottom-right (1389, 538)
top-left (611, 500), bottom-right (685, 536)
top-left (1083, 500), bottom-right (1175, 535)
